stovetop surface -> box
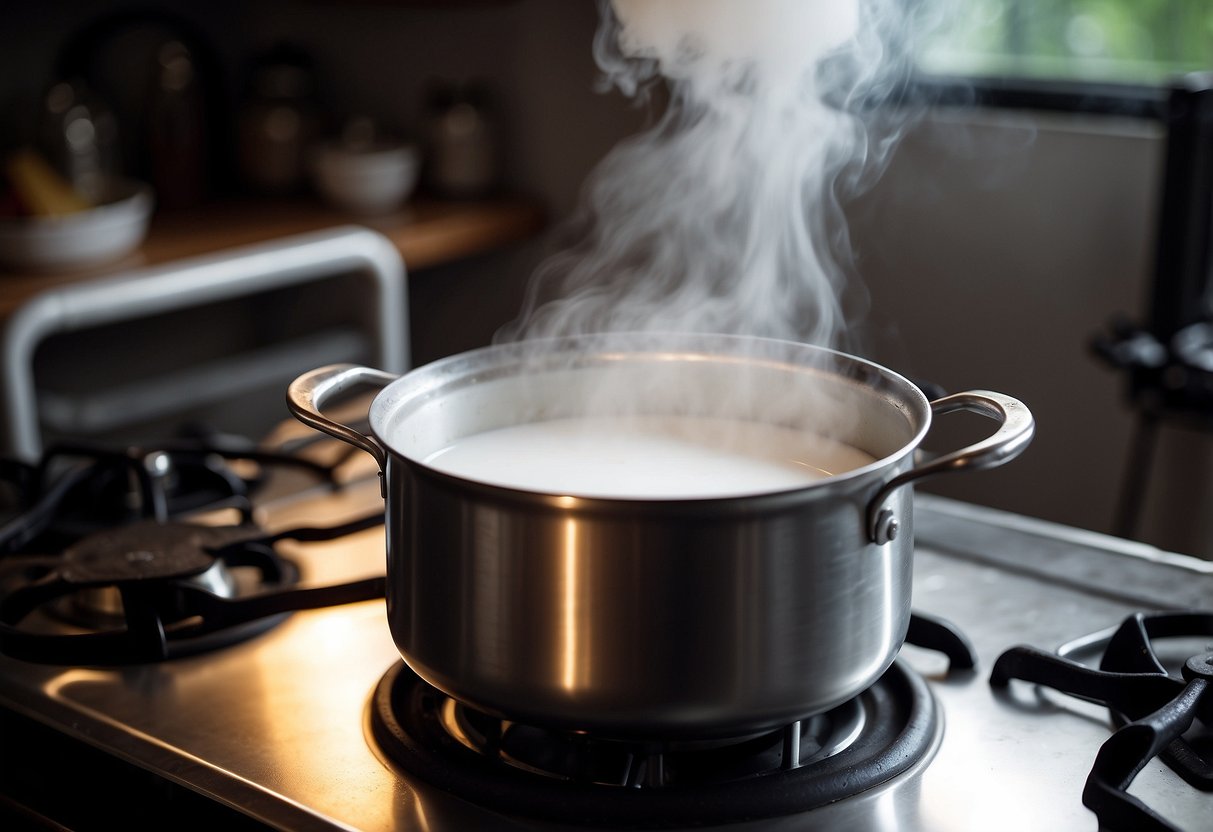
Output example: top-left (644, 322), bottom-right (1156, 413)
top-left (2, 487), bottom-right (1213, 832)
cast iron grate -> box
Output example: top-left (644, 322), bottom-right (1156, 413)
top-left (0, 437), bottom-right (384, 664)
top-left (990, 611), bottom-right (1213, 832)
top-left (0, 514), bottom-right (384, 664)
top-left (0, 437), bottom-right (341, 554)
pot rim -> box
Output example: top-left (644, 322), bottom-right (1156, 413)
top-left (367, 332), bottom-right (933, 510)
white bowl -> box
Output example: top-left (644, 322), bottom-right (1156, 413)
top-left (310, 142), bottom-right (420, 215)
top-left (0, 180), bottom-right (153, 272)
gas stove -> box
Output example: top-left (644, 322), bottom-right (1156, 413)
top-left (1, 437), bottom-right (1212, 831)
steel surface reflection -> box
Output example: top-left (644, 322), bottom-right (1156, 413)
top-left (43, 668), bottom-right (117, 699)
top-left (562, 517), bottom-right (582, 691)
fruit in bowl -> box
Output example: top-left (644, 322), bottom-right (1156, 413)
top-left (0, 151), bottom-right (153, 272)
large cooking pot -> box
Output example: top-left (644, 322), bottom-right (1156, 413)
top-left (287, 333), bottom-right (1032, 739)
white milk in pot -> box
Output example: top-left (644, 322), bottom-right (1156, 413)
top-left (421, 415), bottom-right (876, 499)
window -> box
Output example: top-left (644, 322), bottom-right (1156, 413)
top-left (920, 0), bottom-right (1212, 86)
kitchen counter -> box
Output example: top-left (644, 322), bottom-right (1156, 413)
top-left (0, 195), bottom-right (546, 319)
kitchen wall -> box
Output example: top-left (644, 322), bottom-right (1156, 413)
top-left (4, 1), bottom-right (1207, 556)
top-left (849, 110), bottom-right (1179, 549)
top-left (0, 0), bottom-right (648, 432)
top-left (233, 0), bottom-right (653, 363)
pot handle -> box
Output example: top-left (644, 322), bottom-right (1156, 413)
top-left (866, 391), bottom-right (1034, 544)
top-left (286, 364), bottom-right (399, 472)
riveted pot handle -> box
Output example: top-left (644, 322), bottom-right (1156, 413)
top-left (866, 391), bottom-right (1034, 544)
top-left (287, 364), bottom-right (399, 472)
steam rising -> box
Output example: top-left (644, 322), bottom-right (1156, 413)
top-left (499, 0), bottom-right (917, 350)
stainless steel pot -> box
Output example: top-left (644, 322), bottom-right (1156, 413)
top-left (287, 333), bottom-right (1033, 738)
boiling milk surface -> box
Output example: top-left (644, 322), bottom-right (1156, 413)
top-left (421, 416), bottom-right (876, 498)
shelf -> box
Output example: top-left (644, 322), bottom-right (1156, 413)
top-left (0, 195), bottom-right (546, 319)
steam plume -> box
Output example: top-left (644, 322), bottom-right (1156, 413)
top-left (498, 0), bottom-right (920, 350)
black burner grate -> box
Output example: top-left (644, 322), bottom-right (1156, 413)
top-left (370, 659), bottom-right (937, 827)
top-left (0, 438), bottom-right (385, 665)
top-left (368, 612), bottom-right (973, 826)
top-left (0, 515), bottom-right (385, 664)
top-left (0, 438), bottom-right (339, 554)
top-left (991, 611), bottom-right (1213, 832)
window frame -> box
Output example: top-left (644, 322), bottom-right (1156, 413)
top-left (909, 72), bottom-right (1169, 119)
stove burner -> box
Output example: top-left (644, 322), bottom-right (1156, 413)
top-left (0, 438), bottom-right (339, 555)
top-left (369, 660), bottom-right (938, 826)
top-left (433, 685), bottom-right (869, 782)
top-left (990, 611), bottom-right (1213, 832)
top-left (49, 521), bottom-right (247, 630)
top-left (0, 517), bottom-right (387, 666)
top-left (0, 435), bottom-right (387, 665)
top-left (59, 521), bottom-right (246, 584)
